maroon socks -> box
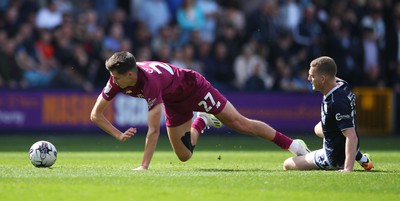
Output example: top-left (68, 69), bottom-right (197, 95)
top-left (272, 131), bottom-right (293, 150)
top-left (192, 117), bottom-right (206, 133)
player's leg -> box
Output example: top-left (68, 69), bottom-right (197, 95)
top-left (284, 149), bottom-right (338, 170)
top-left (355, 150), bottom-right (373, 171)
top-left (215, 101), bottom-right (276, 139)
top-left (215, 101), bottom-right (310, 156)
top-left (167, 111), bottom-right (225, 162)
top-left (283, 152), bottom-right (318, 170)
top-left (167, 119), bottom-right (195, 162)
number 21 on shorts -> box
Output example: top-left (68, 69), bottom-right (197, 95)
top-left (198, 92), bottom-right (221, 112)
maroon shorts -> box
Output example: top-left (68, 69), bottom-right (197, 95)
top-left (163, 79), bottom-right (227, 127)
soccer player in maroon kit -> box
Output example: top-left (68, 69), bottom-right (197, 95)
top-left (91, 51), bottom-right (310, 170)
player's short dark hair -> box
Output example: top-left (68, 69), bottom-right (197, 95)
top-left (310, 56), bottom-right (337, 78)
top-left (105, 51), bottom-right (137, 74)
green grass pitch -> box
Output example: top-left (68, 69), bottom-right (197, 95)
top-left (1, 133), bottom-right (399, 201)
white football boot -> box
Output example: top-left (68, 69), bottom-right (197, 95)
top-left (197, 112), bottom-right (222, 129)
top-left (289, 139), bottom-right (311, 156)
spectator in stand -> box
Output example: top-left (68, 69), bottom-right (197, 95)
top-left (153, 43), bottom-right (172, 63)
top-left (3, 6), bottom-right (20, 38)
top-left (151, 25), bottom-right (173, 56)
top-left (84, 9), bottom-right (100, 35)
top-left (135, 45), bottom-right (152, 62)
top-left (268, 31), bottom-right (303, 76)
top-left (93, 0), bottom-right (117, 26)
top-left (234, 43), bottom-right (273, 91)
top-left (202, 41), bottom-right (236, 91)
top-left (14, 23), bottom-right (38, 64)
top-left (180, 43), bottom-right (203, 74)
top-left (170, 47), bottom-right (185, 69)
top-left (0, 31), bottom-right (6, 50)
top-left (102, 23), bottom-right (124, 53)
top-left (120, 38), bottom-right (133, 52)
top-left (361, 24), bottom-right (384, 87)
top-left (53, 24), bottom-right (74, 67)
top-left (272, 56), bottom-right (311, 92)
top-left (0, 39), bottom-right (24, 88)
top-left (35, 29), bottom-right (58, 71)
top-left (105, 9), bottom-right (135, 43)
top-left (292, 67), bottom-right (312, 92)
top-left (197, 0), bottom-right (220, 43)
top-left (244, 63), bottom-right (267, 92)
top-left (361, 1), bottom-right (385, 50)
top-left (292, 4), bottom-right (323, 60)
top-left (197, 40), bottom-right (213, 75)
top-left (326, 17), bottom-right (362, 86)
top-left (176, 0), bottom-right (205, 44)
top-left (136, 0), bottom-right (171, 37)
top-left (246, 0), bottom-right (282, 46)
top-left (218, 1), bottom-right (246, 37)
top-left (17, 30), bottom-right (57, 88)
top-left (89, 27), bottom-right (109, 88)
top-left (68, 44), bottom-right (95, 91)
top-left (214, 23), bottom-right (243, 62)
top-left (74, 13), bottom-right (90, 43)
top-left (132, 21), bottom-right (152, 51)
top-left (238, 0), bottom-right (268, 15)
top-left (279, 0), bottom-right (301, 31)
top-left (35, 0), bottom-right (63, 30)
top-left (272, 57), bottom-right (295, 91)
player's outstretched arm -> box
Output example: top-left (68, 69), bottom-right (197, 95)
top-left (90, 94), bottom-right (136, 141)
top-left (339, 128), bottom-right (358, 172)
top-left (134, 104), bottom-right (163, 170)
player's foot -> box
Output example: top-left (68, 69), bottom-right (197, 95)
top-left (197, 112), bottom-right (222, 128)
top-left (290, 139), bottom-right (311, 156)
top-left (361, 153), bottom-right (373, 171)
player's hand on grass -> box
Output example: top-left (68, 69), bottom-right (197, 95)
top-left (118, 127), bottom-right (137, 142)
top-left (338, 169), bottom-right (352, 173)
top-left (132, 166), bottom-right (148, 171)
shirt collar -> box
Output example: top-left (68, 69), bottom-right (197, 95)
top-left (323, 81), bottom-right (343, 100)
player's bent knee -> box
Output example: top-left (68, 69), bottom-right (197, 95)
top-left (177, 152), bottom-right (192, 162)
top-left (176, 132), bottom-right (195, 162)
top-left (283, 157), bottom-right (295, 170)
top-left (181, 132), bottom-right (195, 153)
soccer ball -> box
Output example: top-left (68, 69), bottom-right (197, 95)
top-left (29, 141), bottom-right (57, 168)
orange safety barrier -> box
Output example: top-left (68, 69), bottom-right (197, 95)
top-left (353, 87), bottom-right (394, 135)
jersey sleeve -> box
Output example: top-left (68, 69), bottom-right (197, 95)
top-left (101, 76), bottom-right (122, 101)
top-left (331, 98), bottom-right (355, 131)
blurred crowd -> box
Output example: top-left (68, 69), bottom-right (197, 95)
top-left (1, 0), bottom-right (400, 93)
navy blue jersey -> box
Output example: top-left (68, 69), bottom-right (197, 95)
top-left (321, 79), bottom-right (358, 167)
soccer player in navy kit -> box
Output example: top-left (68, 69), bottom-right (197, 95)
top-left (283, 56), bottom-right (373, 172)
top-left (90, 51), bottom-right (310, 170)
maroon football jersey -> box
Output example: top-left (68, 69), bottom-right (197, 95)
top-left (102, 61), bottom-right (211, 110)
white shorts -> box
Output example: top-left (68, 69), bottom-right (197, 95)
top-left (312, 149), bottom-right (343, 170)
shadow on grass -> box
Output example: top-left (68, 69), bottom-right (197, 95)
top-left (196, 168), bottom-right (280, 173)
top-left (197, 168), bottom-right (397, 174)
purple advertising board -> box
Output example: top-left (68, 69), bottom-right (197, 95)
top-left (0, 90), bottom-right (321, 133)
top-left (224, 93), bottom-right (321, 131)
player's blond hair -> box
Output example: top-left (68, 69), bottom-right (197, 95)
top-left (105, 51), bottom-right (137, 74)
top-left (310, 56), bottom-right (337, 79)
